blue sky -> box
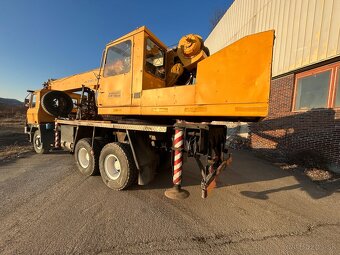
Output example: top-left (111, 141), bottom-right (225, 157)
top-left (0, 0), bottom-right (232, 100)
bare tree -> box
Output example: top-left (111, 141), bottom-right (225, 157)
top-left (210, 4), bottom-right (231, 31)
top-left (210, 9), bottom-right (226, 30)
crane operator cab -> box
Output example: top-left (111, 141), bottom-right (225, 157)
top-left (97, 26), bottom-right (209, 111)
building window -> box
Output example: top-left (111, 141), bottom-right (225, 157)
top-left (293, 62), bottom-right (340, 111)
top-left (335, 68), bottom-right (340, 107)
top-left (295, 70), bottom-right (331, 110)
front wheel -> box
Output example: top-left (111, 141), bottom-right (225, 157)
top-left (33, 130), bottom-right (49, 154)
top-left (99, 142), bottom-right (137, 190)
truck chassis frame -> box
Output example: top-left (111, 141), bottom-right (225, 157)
top-left (49, 119), bottom-right (231, 198)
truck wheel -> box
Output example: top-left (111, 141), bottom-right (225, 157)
top-left (99, 142), bottom-right (137, 190)
top-left (74, 138), bottom-right (100, 176)
top-left (41, 90), bottom-right (73, 117)
top-left (33, 130), bottom-right (49, 154)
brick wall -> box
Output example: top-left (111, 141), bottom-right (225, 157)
top-left (249, 74), bottom-right (340, 172)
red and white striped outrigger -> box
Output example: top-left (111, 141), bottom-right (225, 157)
top-left (173, 128), bottom-right (184, 186)
top-left (165, 126), bottom-right (190, 199)
top-left (165, 122), bottom-right (232, 199)
top-left (54, 121), bottom-right (60, 148)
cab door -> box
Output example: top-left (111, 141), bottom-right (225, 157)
top-left (26, 92), bottom-right (37, 124)
top-left (98, 38), bottom-right (133, 107)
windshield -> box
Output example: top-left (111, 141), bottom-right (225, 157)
top-left (103, 40), bottom-right (132, 77)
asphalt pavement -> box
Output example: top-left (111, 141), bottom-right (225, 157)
top-left (0, 150), bottom-right (339, 254)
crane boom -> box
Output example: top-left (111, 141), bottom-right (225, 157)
top-left (47, 68), bottom-right (100, 92)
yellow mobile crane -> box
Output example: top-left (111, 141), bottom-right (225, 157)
top-left (25, 27), bottom-right (274, 199)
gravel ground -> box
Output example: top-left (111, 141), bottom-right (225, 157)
top-left (0, 149), bottom-right (339, 255)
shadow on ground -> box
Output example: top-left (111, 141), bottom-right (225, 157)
top-left (222, 150), bottom-right (340, 200)
top-left (128, 148), bottom-right (340, 200)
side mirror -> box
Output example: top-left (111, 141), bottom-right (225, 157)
top-left (24, 98), bottom-right (29, 107)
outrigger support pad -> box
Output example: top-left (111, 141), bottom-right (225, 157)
top-left (197, 152), bottom-right (232, 199)
top-left (165, 185), bottom-right (190, 200)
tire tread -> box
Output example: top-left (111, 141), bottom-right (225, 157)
top-left (99, 142), bottom-right (137, 190)
top-left (74, 138), bottom-right (100, 176)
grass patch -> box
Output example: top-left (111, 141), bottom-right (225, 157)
top-left (0, 116), bottom-right (26, 127)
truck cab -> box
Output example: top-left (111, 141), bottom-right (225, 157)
top-left (25, 89), bottom-right (81, 153)
top-left (26, 89), bottom-right (55, 125)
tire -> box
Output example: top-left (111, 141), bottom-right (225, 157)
top-left (33, 130), bottom-right (49, 154)
top-left (74, 138), bottom-right (100, 176)
top-left (99, 142), bottom-right (137, 190)
top-left (41, 90), bottom-right (73, 117)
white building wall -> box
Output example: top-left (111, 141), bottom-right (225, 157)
top-left (205, 0), bottom-right (340, 77)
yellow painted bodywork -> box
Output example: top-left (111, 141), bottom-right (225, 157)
top-left (26, 89), bottom-right (81, 125)
top-left (177, 34), bottom-right (207, 70)
top-left (48, 68), bottom-right (100, 91)
top-left (98, 28), bottom-right (274, 118)
top-left (26, 89), bottom-right (55, 124)
top-left (29, 27), bottom-right (274, 122)
top-left (27, 68), bottom-right (99, 125)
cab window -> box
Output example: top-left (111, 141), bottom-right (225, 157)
top-left (103, 40), bottom-right (131, 77)
top-left (145, 38), bottom-right (165, 79)
top-left (31, 94), bottom-right (36, 108)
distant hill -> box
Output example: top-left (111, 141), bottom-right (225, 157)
top-left (0, 97), bottom-right (23, 107)
top-left (0, 97), bottom-right (25, 117)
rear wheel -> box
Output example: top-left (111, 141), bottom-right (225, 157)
top-left (99, 142), bottom-right (137, 190)
top-left (74, 138), bottom-right (100, 176)
top-left (33, 130), bottom-right (49, 154)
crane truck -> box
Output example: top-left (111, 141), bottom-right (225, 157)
top-left (24, 26), bottom-right (274, 199)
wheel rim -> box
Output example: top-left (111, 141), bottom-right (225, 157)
top-left (104, 154), bottom-right (121, 180)
top-left (78, 147), bottom-right (90, 168)
top-left (35, 135), bottom-right (42, 150)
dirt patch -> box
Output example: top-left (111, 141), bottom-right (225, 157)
top-left (0, 144), bottom-right (32, 161)
top-left (263, 149), bottom-right (340, 184)
top-left (304, 168), bottom-right (334, 181)
top-left (0, 116), bottom-right (32, 161)
top-left (275, 162), bottom-right (340, 185)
